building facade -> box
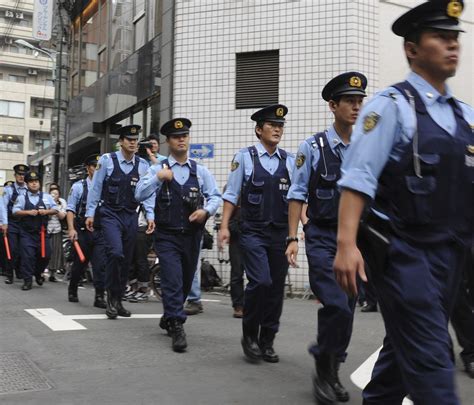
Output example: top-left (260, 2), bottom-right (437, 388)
top-left (0, 0), bottom-right (55, 186)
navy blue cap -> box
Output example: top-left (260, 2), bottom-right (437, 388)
top-left (118, 125), bottom-right (141, 139)
top-left (392, 0), bottom-right (465, 38)
top-left (13, 164), bottom-right (29, 174)
top-left (250, 104), bottom-right (288, 124)
top-left (24, 171), bottom-right (40, 183)
top-left (84, 153), bottom-right (100, 166)
top-left (322, 72), bottom-right (368, 102)
top-left (160, 118), bottom-right (192, 137)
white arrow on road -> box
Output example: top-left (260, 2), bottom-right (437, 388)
top-left (350, 346), bottom-right (413, 405)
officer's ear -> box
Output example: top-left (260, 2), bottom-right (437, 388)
top-left (404, 41), bottom-right (418, 65)
top-left (328, 99), bottom-right (338, 113)
top-left (255, 124), bottom-right (262, 139)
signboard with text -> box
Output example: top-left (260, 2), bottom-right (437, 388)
top-left (189, 144), bottom-right (215, 159)
top-left (33, 0), bottom-right (53, 40)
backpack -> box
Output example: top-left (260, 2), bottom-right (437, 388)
top-left (200, 259), bottom-right (222, 290)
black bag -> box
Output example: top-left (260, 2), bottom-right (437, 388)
top-left (202, 228), bottom-right (214, 250)
top-left (200, 259), bottom-right (222, 290)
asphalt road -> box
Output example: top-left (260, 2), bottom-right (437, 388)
top-left (0, 277), bottom-right (472, 404)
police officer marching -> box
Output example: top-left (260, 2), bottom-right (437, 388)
top-left (66, 154), bottom-right (106, 308)
top-left (333, 1), bottom-right (473, 403)
top-left (286, 73), bottom-right (367, 404)
top-left (85, 125), bottom-right (155, 319)
top-left (218, 104), bottom-right (295, 363)
top-left (2, 165), bottom-right (29, 285)
top-left (12, 171), bottom-right (59, 290)
top-left (135, 118), bottom-right (221, 353)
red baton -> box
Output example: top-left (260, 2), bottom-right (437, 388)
top-left (40, 225), bottom-right (46, 258)
top-left (73, 240), bottom-right (86, 263)
top-left (3, 234), bottom-right (11, 261)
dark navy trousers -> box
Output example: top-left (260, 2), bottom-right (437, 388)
top-left (154, 229), bottom-right (202, 322)
top-left (363, 236), bottom-right (466, 405)
top-left (239, 223), bottom-right (288, 341)
top-left (19, 230), bottom-right (51, 282)
top-left (100, 208), bottom-right (138, 295)
top-left (305, 222), bottom-right (356, 361)
top-left (70, 229), bottom-right (106, 290)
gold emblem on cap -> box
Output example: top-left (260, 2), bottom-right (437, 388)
top-left (447, 1), bottom-right (462, 18)
top-left (96, 155), bottom-right (100, 161)
top-left (363, 112), bottom-right (380, 133)
top-left (131, 127), bottom-right (137, 134)
top-left (174, 120), bottom-right (184, 129)
top-left (276, 107), bottom-right (284, 117)
top-left (349, 76), bottom-right (362, 88)
top-left (467, 145), bottom-right (474, 154)
top-left (31, 172), bottom-right (37, 178)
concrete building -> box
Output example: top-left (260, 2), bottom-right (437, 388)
top-left (28, 0), bottom-right (474, 290)
top-left (0, 0), bottom-right (55, 186)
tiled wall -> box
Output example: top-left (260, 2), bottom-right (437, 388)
top-left (173, 0), bottom-right (379, 290)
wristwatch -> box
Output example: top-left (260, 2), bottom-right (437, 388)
top-left (285, 236), bottom-right (299, 246)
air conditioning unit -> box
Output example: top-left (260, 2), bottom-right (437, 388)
top-left (28, 69), bottom-right (38, 75)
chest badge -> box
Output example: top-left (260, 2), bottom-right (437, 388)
top-left (467, 145), bottom-right (474, 154)
top-left (363, 112), bottom-right (380, 133)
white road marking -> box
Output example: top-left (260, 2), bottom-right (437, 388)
top-left (351, 346), bottom-right (413, 405)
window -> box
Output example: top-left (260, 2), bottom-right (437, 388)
top-left (8, 74), bottom-right (26, 83)
top-left (30, 98), bottom-right (54, 119)
top-left (0, 135), bottom-right (23, 153)
top-left (235, 50), bottom-right (279, 109)
top-left (29, 130), bottom-right (51, 152)
top-left (0, 100), bottom-right (25, 118)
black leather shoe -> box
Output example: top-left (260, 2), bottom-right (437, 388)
top-left (465, 361), bottom-right (474, 379)
top-left (49, 276), bottom-right (57, 282)
top-left (262, 347), bottom-right (279, 363)
top-left (94, 292), bottom-right (107, 309)
top-left (361, 303), bottom-right (378, 313)
top-left (68, 284), bottom-right (79, 302)
top-left (21, 280), bottom-right (33, 291)
top-left (4, 275), bottom-right (13, 284)
top-left (35, 275), bottom-right (44, 286)
top-left (241, 335), bottom-right (262, 361)
top-left (106, 290), bottom-right (118, 319)
top-left (169, 319), bottom-right (187, 352)
top-left (159, 317), bottom-right (171, 336)
top-left (314, 354), bottom-right (349, 403)
top-left (117, 300), bottom-right (131, 317)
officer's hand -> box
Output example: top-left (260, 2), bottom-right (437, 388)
top-left (189, 209), bottom-right (208, 224)
top-left (38, 209), bottom-right (48, 216)
top-left (333, 242), bottom-right (366, 297)
top-left (146, 220), bottom-right (155, 234)
top-left (157, 166), bottom-right (173, 182)
top-left (68, 229), bottom-right (78, 241)
top-left (1, 224), bottom-right (7, 234)
top-left (285, 241), bottom-right (299, 268)
top-left (29, 209), bottom-right (39, 216)
top-left (85, 217), bottom-right (94, 232)
top-left (218, 227), bottom-right (230, 250)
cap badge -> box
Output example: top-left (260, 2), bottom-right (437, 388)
top-left (363, 112), bottom-right (381, 133)
top-left (31, 173), bottom-right (37, 178)
top-left (276, 107), bottom-right (284, 117)
top-left (174, 120), bottom-right (184, 129)
top-left (96, 155), bottom-right (100, 161)
top-left (447, 1), bottom-right (462, 18)
top-left (131, 127), bottom-right (137, 134)
top-left (349, 76), bottom-right (362, 88)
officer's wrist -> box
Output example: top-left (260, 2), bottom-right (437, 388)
top-left (285, 236), bottom-right (299, 246)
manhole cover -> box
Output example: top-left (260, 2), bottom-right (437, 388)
top-left (0, 352), bottom-right (53, 395)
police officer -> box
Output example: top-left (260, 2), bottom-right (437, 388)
top-left (218, 104), bottom-right (295, 363)
top-left (286, 72), bottom-right (367, 403)
top-left (2, 165), bottom-right (29, 284)
top-left (333, 1), bottom-right (473, 403)
top-left (12, 171), bottom-right (59, 290)
top-left (0, 184), bottom-right (9, 276)
top-left (85, 125), bottom-right (155, 319)
top-left (66, 154), bottom-right (106, 307)
top-left (135, 118), bottom-right (221, 352)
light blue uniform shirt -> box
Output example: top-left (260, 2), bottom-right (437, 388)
top-left (223, 142), bottom-right (296, 205)
top-left (0, 196), bottom-right (6, 225)
top-left (135, 155), bottom-right (222, 216)
top-left (85, 150), bottom-right (155, 220)
top-left (66, 177), bottom-right (92, 213)
top-left (2, 182), bottom-right (28, 225)
top-left (12, 191), bottom-right (59, 213)
top-left (339, 71), bottom-right (474, 199)
top-left (287, 125), bottom-right (349, 202)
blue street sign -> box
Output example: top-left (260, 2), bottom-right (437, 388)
top-left (189, 143), bottom-right (214, 159)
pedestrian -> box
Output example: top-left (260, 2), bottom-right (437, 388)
top-left (46, 188), bottom-right (67, 281)
top-left (333, 1), bottom-right (473, 403)
top-left (12, 171), bottom-right (59, 290)
top-left (285, 72), bottom-right (367, 403)
top-left (85, 125), bottom-right (155, 319)
top-left (218, 104), bottom-right (295, 363)
top-left (135, 117), bottom-right (221, 352)
top-left (66, 154), bottom-right (107, 308)
top-left (2, 165), bottom-right (29, 285)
